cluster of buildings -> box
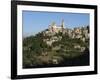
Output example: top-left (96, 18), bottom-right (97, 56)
top-left (48, 20), bottom-right (65, 33)
top-left (43, 20), bottom-right (89, 46)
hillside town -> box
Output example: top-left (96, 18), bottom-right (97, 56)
top-left (23, 20), bottom-right (89, 68)
top-left (43, 20), bottom-right (89, 51)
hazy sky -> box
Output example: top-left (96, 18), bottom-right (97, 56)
top-left (22, 11), bottom-right (89, 37)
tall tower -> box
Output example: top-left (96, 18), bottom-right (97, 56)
top-left (61, 19), bottom-right (64, 32)
top-left (50, 22), bottom-right (56, 32)
top-left (61, 19), bottom-right (64, 28)
top-left (51, 22), bottom-right (56, 28)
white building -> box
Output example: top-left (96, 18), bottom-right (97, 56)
top-left (48, 20), bottom-right (65, 33)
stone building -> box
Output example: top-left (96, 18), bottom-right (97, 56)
top-left (48, 20), bottom-right (65, 33)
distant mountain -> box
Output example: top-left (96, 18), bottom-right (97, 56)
top-left (23, 21), bottom-right (89, 68)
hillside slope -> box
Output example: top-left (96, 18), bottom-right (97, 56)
top-left (23, 26), bottom-right (89, 68)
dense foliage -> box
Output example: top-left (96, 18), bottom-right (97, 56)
top-left (23, 28), bottom-right (89, 68)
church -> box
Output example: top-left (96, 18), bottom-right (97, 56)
top-left (48, 20), bottom-right (65, 33)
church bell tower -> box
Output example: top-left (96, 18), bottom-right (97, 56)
top-left (61, 19), bottom-right (64, 31)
